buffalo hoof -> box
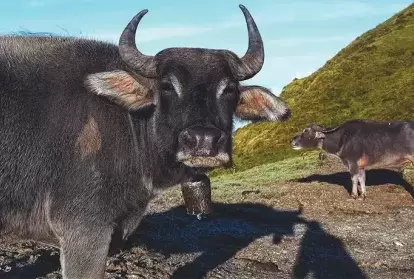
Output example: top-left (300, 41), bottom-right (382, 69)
top-left (351, 193), bottom-right (358, 199)
top-left (360, 193), bottom-right (367, 200)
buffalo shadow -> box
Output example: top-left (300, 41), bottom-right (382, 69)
top-left (0, 247), bottom-right (60, 279)
top-left (295, 169), bottom-right (414, 199)
top-left (126, 202), bottom-right (367, 279)
top-left (0, 203), bottom-right (367, 279)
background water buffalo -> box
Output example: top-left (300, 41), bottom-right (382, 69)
top-left (291, 120), bottom-right (414, 198)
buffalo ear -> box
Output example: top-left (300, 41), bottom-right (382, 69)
top-left (85, 70), bottom-right (154, 112)
top-left (315, 131), bottom-right (326, 139)
top-left (310, 124), bottom-right (325, 132)
top-left (235, 85), bottom-right (290, 122)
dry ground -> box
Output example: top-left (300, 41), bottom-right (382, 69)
top-left (0, 154), bottom-right (413, 279)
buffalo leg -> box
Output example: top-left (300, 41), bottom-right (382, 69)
top-left (348, 163), bottom-right (359, 199)
top-left (59, 226), bottom-right (112, 279)
top-left (357, 168), bottom-right (366, 199)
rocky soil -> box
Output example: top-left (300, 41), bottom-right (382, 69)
top-left (1, 160), bottom-right (413, 279)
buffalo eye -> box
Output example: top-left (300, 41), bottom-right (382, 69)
top-left (160, 81), bottom-right (175, 92)
top-left (222, 84), bottom-right (238, 97)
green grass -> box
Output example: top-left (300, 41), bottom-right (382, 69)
top-left (164, 151), bottom-right (320, 204)
top-left (209, 151), bottom-right (320, 203)
top-left (220, 4), bottom-right (414, 175)
top-left (402, 168), bottom-right (414, 185)
top-left (211, 151), bottom-right (319, 188)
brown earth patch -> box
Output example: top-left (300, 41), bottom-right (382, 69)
top-left (0, 160), bottom-right (413, 279)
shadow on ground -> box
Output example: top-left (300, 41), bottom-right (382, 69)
top-left (0, 248), bottom-right (60, 279)
top-left (0, 203), bottom-right (367, 279)
top-left (295, 169), bottom-right (414, 198)
top-left (127, 203), bottom-right (366, 279)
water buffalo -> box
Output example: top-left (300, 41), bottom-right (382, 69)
top-left (0, 5), bottom-right (290, 279)
top-left (291, 120), bottom-right (414, 199)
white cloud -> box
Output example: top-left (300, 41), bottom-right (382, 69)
top-left (89, 26), bottom-right (213, 44)
top-left (269, 54), bottom-right (325, 64)
top-left (269, 35), bottom-right (357, 47)
top-left (247, 1), bottom-right (410, 25)
top-left (317, 1), bottom-right (409, 20)
top-left (76, 1), bottom-right (410, 45)
top-left (86, 10), bottom-right (266, 44)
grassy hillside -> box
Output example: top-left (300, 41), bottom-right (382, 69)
top-left (215, 4), bottom-right (414, 175)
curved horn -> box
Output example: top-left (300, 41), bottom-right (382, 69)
top-left (119, 10), bottom-right (158, 78)
top-left (310, 123), bottom-right (339, 133)
top-left (233, 5), bottom-right (264, 81)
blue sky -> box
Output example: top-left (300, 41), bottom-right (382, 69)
top-left (1, 0), bottom-right (412, 129)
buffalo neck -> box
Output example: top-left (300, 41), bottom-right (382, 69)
top-left (320, 129), bottom-right (343, 154)
top-left (126, 112), bottom-right (188, 189)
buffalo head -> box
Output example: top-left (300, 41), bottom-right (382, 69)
top-left (291, 124), bottom-right (337, 150)
top-left (86, 5), bottom-right (290, 169)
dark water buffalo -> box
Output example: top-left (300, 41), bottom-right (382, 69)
top-left (0, 5), bottom-right (290, 279)
top-left (291, 120), bottom-right (414, 199)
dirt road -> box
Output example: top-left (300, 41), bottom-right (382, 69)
top-left (1, 161), bottom-right (413, 279)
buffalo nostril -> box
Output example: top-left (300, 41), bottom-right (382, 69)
top-left (216, 132), bottom-right (227, 146)
top-left (181, 129), bottom-right (197, 149)
top-left (205, 129), bottom-right (225, 150)
top-left (179, 126), bottom-right (227, 157)
top-left (210, 132), bottom-right (222, 147)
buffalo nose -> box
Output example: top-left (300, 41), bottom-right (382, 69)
top-left (179, 126), bottom-right (225, 156)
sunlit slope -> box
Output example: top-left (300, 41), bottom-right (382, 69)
top-left (226, 4), bottom-right (414, 173)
